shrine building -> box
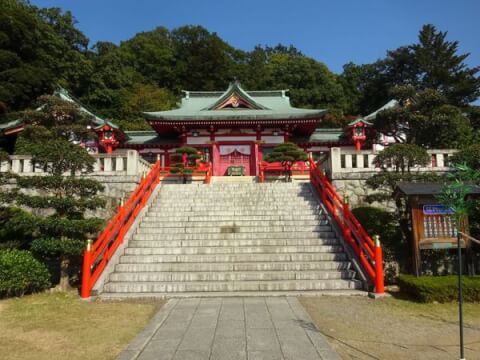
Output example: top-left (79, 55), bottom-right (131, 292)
top-left (0, 81), bottom-right (396, 174)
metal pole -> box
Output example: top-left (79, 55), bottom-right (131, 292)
top-left (457, 231), bottom-right (465, 360)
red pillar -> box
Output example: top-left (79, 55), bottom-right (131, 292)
top-left (212, 142), bottom-right (220, 176)
top-left (253, 142), bottom-right (260, 176)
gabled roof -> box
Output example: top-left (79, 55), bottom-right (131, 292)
top-left (1, 87), bottom-right (122, 136)
top-left (204, 81), bottom-right (269, 110)
top-left (395, 182), bottom-right (480, 196)
top-left (143, 82), bottom-right (327, 122)
top-left (362, 99), bottom-right (399, 122)
top-left (291, 128), bottom-right (348, 144)
top-left (123, 131), bottom-right (178, 145)
top-left (347, 99), bottom-right (399, 127)
top-left (54, 88), bottom-right (120, 130)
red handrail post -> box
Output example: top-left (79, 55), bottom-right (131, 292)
top-left (80, 239), bottom-right (93, 299)
top-left (374, 235), bottom-right (385, 294)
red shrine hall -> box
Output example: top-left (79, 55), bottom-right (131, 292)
top-left (108, 82), bottom-right (379, 176)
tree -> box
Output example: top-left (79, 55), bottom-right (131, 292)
top-left (437, 164), bottom-right (480, 275)
top-left (170, 146), bottom-right (202, 183)
top-left (2, 95), bottom-right (105, 290)
top-left (115, 83), bottom-right (177, 131)
top-left (263, 143), bottom-right (308, 181)
top-left (452, 144), bottom-right (480, 170)
top-left (374, 86), bottom-right (473, 148)
top-left (373, 144), bottom-right (431, 174)
top-left (341, 24), bottom-right (480, 117)
top-left (0, 1), bottom-right (93, 111)
top-left (366, 144), bottom-right (439, 271)
top-left (170, 26), bottom-right (239, 92)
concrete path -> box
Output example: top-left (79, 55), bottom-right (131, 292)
top-left (117, 297), bottom-right (339, 360)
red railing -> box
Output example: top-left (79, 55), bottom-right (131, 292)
top-left (158, 162), bottom-right (212, 181)
top-left (309, 158), bottom-right (384, 294)
top-left (259, 161), bottom-right (310, 183)
top-left (80, 160), bottom-right (212, 298)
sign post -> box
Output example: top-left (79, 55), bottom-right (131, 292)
top-left (457, 231), bottom-right (465, 360)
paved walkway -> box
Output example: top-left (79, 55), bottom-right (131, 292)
top-left (117, 297), bottom-right (339, 360)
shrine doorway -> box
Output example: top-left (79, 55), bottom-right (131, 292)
top-left (218, 145), bottom-right (252, 176)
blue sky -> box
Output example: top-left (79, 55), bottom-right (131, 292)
top-left (31, 0), bottom-right (480, 74)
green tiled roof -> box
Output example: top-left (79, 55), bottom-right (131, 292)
top-left (124, 131), bottom-right (178, 145)
top-left (292, 128), bottom-right (346, 143)
top-left (0, 119), bottom-right (22, 132)
top-left (144, 82), bottom-right (327, 121)
top-left (1, 88), bottom-right (120, 136)
top-left (55, 88), bottom-right (119, 129)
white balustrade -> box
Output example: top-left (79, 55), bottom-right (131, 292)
top-left (328, 147), bottom-right (457, 176)
top-left (0, 150), bottom-right (151, 177)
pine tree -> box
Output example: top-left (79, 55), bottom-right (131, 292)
top-left (2, 95), bottom-right (105, 290)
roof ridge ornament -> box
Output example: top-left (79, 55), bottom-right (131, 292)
top-left (204, 82), bottom-right (270, 111)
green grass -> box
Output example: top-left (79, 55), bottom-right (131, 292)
top-left (398, 274), bottom-right (480, 303)
top-left (0, 291), bottom-right (161, 360)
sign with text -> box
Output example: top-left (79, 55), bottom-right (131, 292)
top-left (422, 204), bottom-right (454, 215)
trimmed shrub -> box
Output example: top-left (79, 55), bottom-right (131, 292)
top-left (398, 274), bottom-right (480, 303)
top-left (0, 250), bottom-right (51, 297)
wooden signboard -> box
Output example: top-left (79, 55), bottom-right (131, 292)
top-left (410, 197), bottom-right (468, 275)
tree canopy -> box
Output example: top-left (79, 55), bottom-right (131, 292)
top-left (0, 1), bottom-right (478, 138)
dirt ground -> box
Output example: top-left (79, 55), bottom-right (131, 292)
top-left (300, 295), bottom-right (480, 360)
top-left (0, 291), bottom-right (162, 360)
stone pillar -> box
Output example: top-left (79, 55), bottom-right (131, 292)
top-left (11, 158), bottom-right (21, 174)
top-left (126, 150), bottom-right (138, 175)
top-left (0, 160), bottom-right (9, 172)
top-left (437, 153), bottom-right (445, 168)
top-left (104, 157), bottom-right (113, 172)
top-left (115, 155), bottom-right (124, 172)
top-left (161, 152), bottom-right (166, 169)
top-left (329, 148), bottom-right (342, 177)
top-left (357, 153), bottom-right (364, 168)
top-left (23, 159), bottom-right (33, 173)
top-left (345, 154), bottom-right (353, 169)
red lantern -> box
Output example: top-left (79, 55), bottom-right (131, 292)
top-left (351, 123), bottom-right (367, 152)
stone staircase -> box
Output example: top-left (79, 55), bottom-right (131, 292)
top-left (101, 182), bottom-right (363, 297)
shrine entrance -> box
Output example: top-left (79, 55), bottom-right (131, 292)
top-left (218, 145), bottom-right (252, 176)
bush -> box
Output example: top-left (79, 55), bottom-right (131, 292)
top-left (398, 274), bottom-right (480, 303)
top-left (0, 250), bottom-right (51, 297)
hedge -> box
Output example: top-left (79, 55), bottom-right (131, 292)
top-left (398, 274), bottom-right (480, 303)
top-left (0, 250), bottom-right (51, 297)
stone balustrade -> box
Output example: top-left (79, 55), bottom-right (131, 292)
top-left (0, 149), bottom-right (151, 177)
top-left (328, 147), bottom-right (457, 180)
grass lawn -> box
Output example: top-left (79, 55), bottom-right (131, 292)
top-left (0, 291), bottom-right (162, 360)
top-left (301, 295), bottom-right (480, 360)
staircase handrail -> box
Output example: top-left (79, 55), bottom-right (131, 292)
top-left (159, 162), bottom-right (212, 183)
top-left (80, 159), bottom-right (161, 298)
top-left (259, 161), bottom-right (309, 182)
top-left (309, 158), bottom-right (384, 294)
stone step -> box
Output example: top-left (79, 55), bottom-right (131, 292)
top-left (115, 261), bottom-right (352, 273)
top-left (135, 225), bottom-right (332, 234)
top-left (119, 252), bottom-right (348, 264)
top-left (156, 191), bottom-right (314, 197)
top-left (139, 219), bottom-right (328, 228)
top-left (155, 193), bottom-right (315, 199)
top-left (151, 201), bottom-right (318, 207)
top-left (128, 238), bottom-right (340, 248)
top-left (103, 279), bottom-right (362, 293)
top-left (132, 231), bottom-right (336, 241)
top-left (146, 210), bottom-right (323, 217)
top-left (109, 270), bottom-right (355, 282)
top-left (124, 245), bottom-right (344, 255)
top-left (141, 214), bottom-right (327, 222)
top-left (149, 205), bottom-right (321, 210)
